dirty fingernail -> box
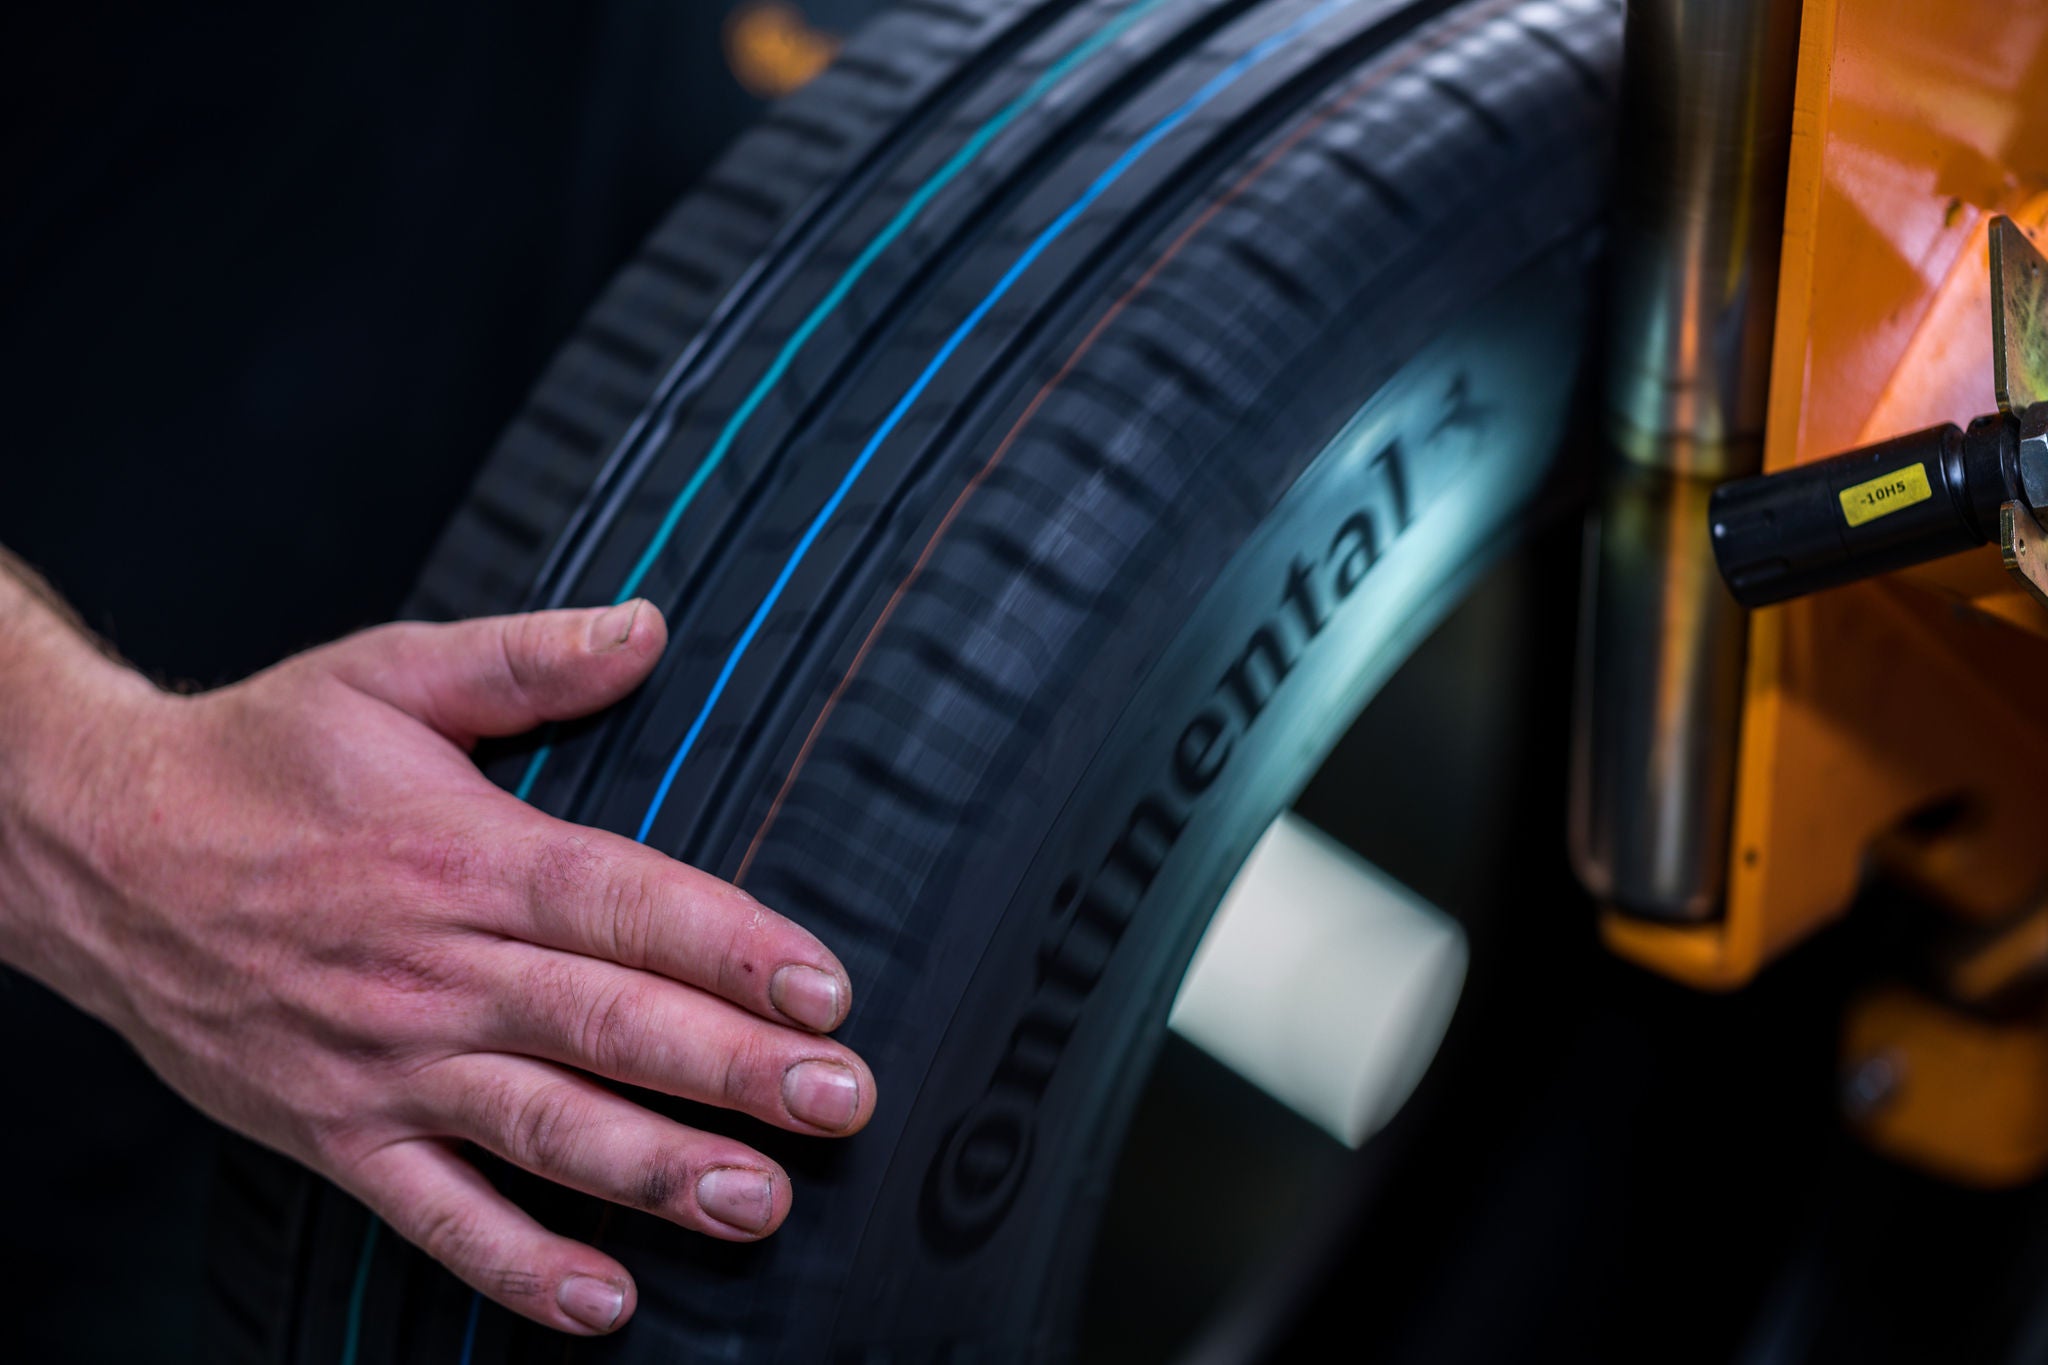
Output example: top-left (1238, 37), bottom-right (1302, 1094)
top-left (783, 1059), bottom-right (862, 1131)
top-left (589, 599), bottom-right (643, 651)
top-left (557, 1275), bottom-right (625, 1332)
top-left (697, 1166), bottom-right (776, 1233)
top-left (770, 964), bottom-right (844, 1031)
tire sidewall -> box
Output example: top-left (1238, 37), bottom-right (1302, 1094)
top-left (821, 249), bottom-right (1591, 1353)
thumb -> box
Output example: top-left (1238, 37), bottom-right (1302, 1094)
top-left (323, 600), bottom-right (666, 744)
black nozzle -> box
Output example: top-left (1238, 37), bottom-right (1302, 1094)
top-left (1709, 414), bottom-right (2018, 607)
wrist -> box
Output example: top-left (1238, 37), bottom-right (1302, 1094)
top-left (0, 562), bottom-right (168, 1005)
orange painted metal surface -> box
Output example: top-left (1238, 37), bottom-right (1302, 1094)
top-left (1844, 987), bottom-right (2048, 1187)
top-left (1602, 0), bottom-right (2048, 990)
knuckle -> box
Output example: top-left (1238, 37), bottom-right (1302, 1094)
top-left (598, 864), bottom-right (665, 967)
top-left (528, 831), bottom-right (602, 913)
top-left (499, 613), bottom-right (559, 697)
top-left (509, 1082), bottom-right (582, 1170)
top-left (301, 1107), bottom-right (374, 1169)
top-left (415, 1197), bottom-right (487, 1271)
top-left (577, 980), bottom-right (651, 1077)
top-left (719, 1030), bottom-right (776, 1111)
top-left (489, 1267), bottom-right (553, 1306)
top-left (355, 930), bottom-right (468, 1002)
top-left (635, 1149), bottom-right (697, 1213)
top-left (393, 821), bottom-right (495, 903)
top-left (414, 1205), bottom-right (550, 1306)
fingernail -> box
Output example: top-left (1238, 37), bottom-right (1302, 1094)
top-left (782, 1059), bottom-right (862, 1131)
top-left (697, 1166), bottom-right (776, 1233)
top-left (589, 599), bottom-right (643, 651)
top-left (770, 964), bottom-right (844, 1031)
top-left (557, 1274), bottom-right (625, 1332)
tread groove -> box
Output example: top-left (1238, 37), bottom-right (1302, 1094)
top-left (1035, 417), bottom-right (1174, 513)
top-left (580, 319), bottom-right (664, 374)
top-left (767, 111), bottom-right (855, 154)
top-left (897, 628), bottom-right (1050, 726)
top-left (957, 523), bottom-right (1104, 608)
top-left (1124, 332), bottom-right (1224, 411)
top-left (638, 241), bottom-right (722, 295)
top-left (1423, 69), bottom-right (1517, 146)
top-left (698, 175), bottom-right (787, 225)
top-left (1223, 236), bottom-right (1322, 315)
top-left (520, 403), bottom-right (607, 456)
top-left (831, 52), bottom-right (918, 90)
top-left (1314, 142), bottom-right (1422, 223)
top-left (1512, 14), bottom-right (1613, 101)
top-left (890, 0), bottom-right (984, 28)
top-left (467, 492), bottom-right (549, 554)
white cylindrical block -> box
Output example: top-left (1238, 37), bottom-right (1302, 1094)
top-left (1168, 812), bottom-right (1467, 1149)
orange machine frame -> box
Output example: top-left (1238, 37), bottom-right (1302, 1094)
top-left (1603, 0), bottom-right (2048, 992)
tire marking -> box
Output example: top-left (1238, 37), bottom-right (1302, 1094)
top-left (457, 1288), bottom-right (481, 1364)
top-left (364, 16), bottom-right (1209, 1345)
top-left (340, 1216), bottom-right (378, 1365)
top-left (612, 0), bottom-right (1179, 607)
top-left (637, 0), bottom-right (1362, 847)
top-left (738, 0), bottom-right (1527, 882)
top-left (364, 5), bottom-right (1529, 1356)
top-left (509, 0), bottom-right (1177, 805)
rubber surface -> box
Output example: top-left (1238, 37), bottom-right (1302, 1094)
top-left (233, 0), bottom-right (1624, 1358)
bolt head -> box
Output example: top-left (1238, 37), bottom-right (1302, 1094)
top-left (2020, 403), bottom-right (2048, 513)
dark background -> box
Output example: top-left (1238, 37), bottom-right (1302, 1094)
top-left (7, 3), bottom-right (2048, 1362)
top-left (0, 3), bottom-right (875, 1358)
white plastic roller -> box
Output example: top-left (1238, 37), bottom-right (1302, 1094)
top-left (1168, 812), bottom-right (1467, 1149)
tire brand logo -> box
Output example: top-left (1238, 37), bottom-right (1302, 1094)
top-left (920, 439), bottom-right (1413, 1254)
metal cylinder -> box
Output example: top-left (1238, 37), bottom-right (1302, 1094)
top-left (1604, 0), bottom-right (1803, 478)
top-left (1572, 468), bottom-right (1749, 920)
top-left (1571, 0), bottom-right (1803, 922)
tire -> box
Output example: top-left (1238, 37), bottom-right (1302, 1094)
top-left (248, 0), bottom-right (1623, 1358)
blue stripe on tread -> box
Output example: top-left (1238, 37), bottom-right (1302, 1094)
top-left (635, 0), bottom-right (1354, 844)
top-left (612, 0), bottom-right (1178, 606)
top-left (515, 0), bottom-right (1176, 804)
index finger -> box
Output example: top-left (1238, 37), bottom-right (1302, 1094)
top-left (500, 815), bottom-right (852, 1034)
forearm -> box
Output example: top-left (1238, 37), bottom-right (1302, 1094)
top-left (0, 546), bottom-right (145, 740)
top-left (0, 548), bottom-right (161, 1002)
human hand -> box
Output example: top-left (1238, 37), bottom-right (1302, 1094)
top-left (0, 594), bottom-right (874, 1336)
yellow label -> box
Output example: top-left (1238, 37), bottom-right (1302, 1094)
top-left (1839, 463), bottom-right (1933, 528)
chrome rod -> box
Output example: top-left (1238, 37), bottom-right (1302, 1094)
top-left (1571, 0), bottom-right (1802, 922)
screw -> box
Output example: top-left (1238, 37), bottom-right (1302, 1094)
top-left (1842, 1051), bottom-right (1904, 1122)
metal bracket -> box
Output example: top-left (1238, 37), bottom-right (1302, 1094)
top-left (1999, 501), bottom-right (2048, 611)
top-left (1991, 216), bottom-right (2048, 413)
top-left (1989, 217), bottom-right (2048, 607)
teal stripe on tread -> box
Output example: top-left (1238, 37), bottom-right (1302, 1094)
top-left (514, 743), bottom-right (551, 800)
top-left (511, 0), bottom-right (1178, 806)
top-left (611, 0), bottom-right (1176, 605)
top-left (345, 13), bottom-right (1189, 1345)
top-left (632, 0), bottom-right (1357, 844)
top-left (340, 1217), bottom-right (378, 1365)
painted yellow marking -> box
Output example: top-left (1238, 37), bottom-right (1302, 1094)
top-left (1839, 463), bottom-right (1933, 528)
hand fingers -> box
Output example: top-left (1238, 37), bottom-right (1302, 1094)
top-left (322, 602), bottom-right (666, 745)
top-left (413, 1053), bottom-right (794, 1241)
top-left (507, 818), bottom-right (853, 1034)
top-left (355, 1136), bottom-right (638, 1335)
top-left (485, 944), bottom-right (875, 1136)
